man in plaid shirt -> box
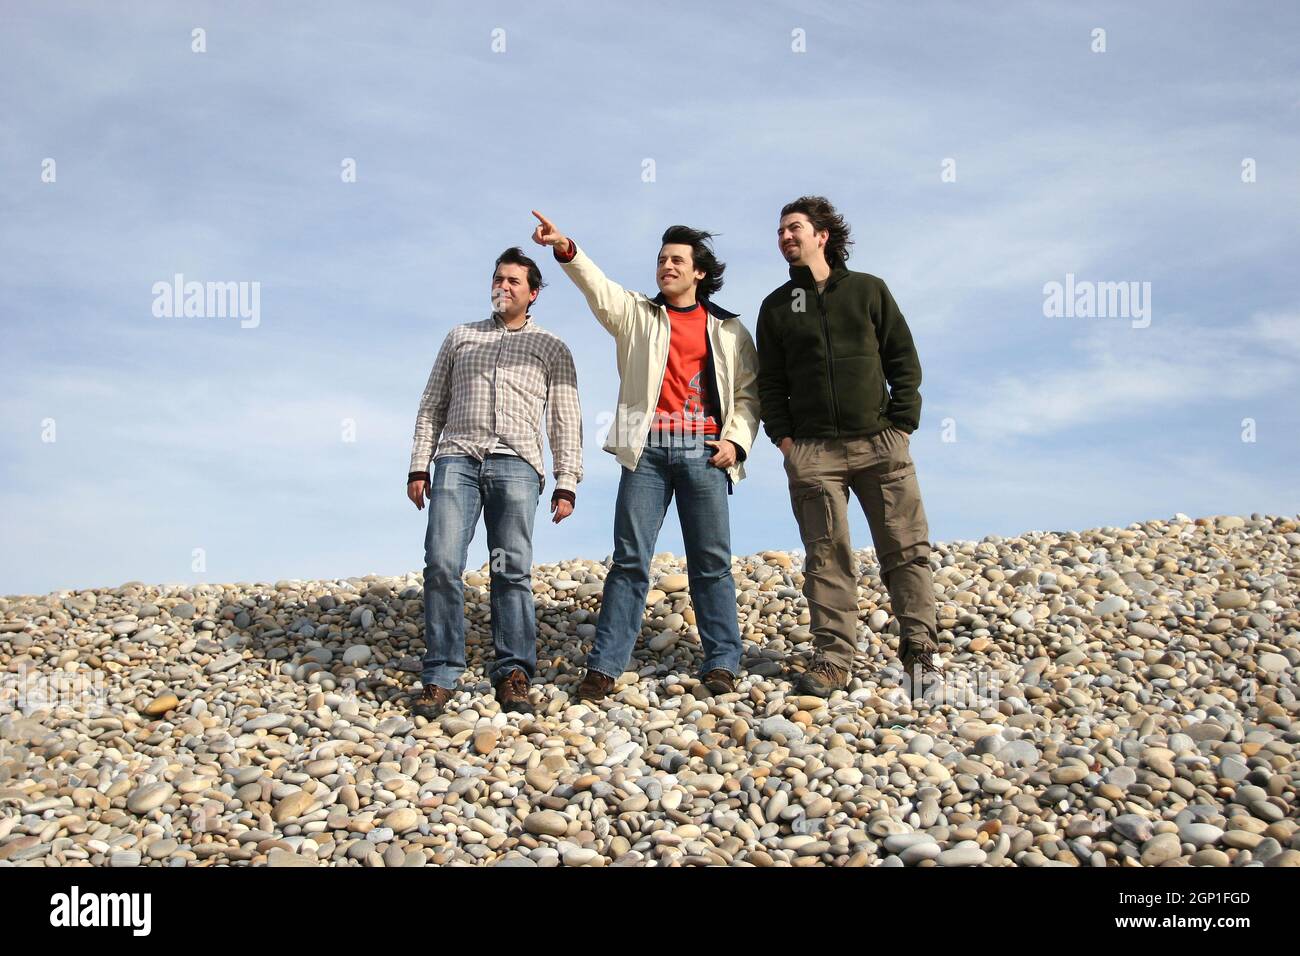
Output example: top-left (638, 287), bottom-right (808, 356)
top-left (405, 247), bottom-right (583, 718)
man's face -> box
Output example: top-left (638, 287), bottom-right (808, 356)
top-left (656, 243), bottom-right (704, 300)
top-left (491, 263), bottom-right (536, 317)
top-left (777, 212), bottom-right (826, 266)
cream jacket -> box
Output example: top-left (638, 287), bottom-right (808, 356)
top-left (559, 244), bottom-right (761, 486)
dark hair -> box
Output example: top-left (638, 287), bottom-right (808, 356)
top-left (493, 246), bottom-right (546, 298)
top-left (659, 225), bottom-right (725, 299)
top-left (780, 195), bottom-right (854, 267)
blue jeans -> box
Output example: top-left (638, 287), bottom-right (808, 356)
top-left (422, 454), bottom-right (540, 689)
top-left (586, 430), bottom-right (742, 680)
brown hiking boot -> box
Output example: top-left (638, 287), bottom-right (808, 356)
top-left (795, 658), bottom-right (849, 697)
top-left (699, 669), bottom-right (736, 696)
top-left (411, 684), bottom-right (452, 720)
top-left (900, 632), bottom-right (943, 678)
top-left (576, 668), bottom-right (615, 702)
top-left (494, 668), bottom-right (535, 715)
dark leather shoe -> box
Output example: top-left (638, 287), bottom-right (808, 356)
top-left (495, 668), bottom-right (535, 715)
top-left (700, 669), bottom-right (736, 696)
top-left (412, 684), bottom-right (452, 720)
top-left (794, 658), bottom-right (849, 697)
top-left (576, 668), bottom-right (615, 702)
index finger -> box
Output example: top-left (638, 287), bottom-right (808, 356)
top-left (530, 209), bottom-right (553, 228)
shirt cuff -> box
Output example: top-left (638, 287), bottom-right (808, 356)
top-left (553, 238), bottom-right (577, 263)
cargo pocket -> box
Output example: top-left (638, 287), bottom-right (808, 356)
top-left (878, 462), bottom-right (927, 544)
top-left (791, 485), bottom-right (833, 545)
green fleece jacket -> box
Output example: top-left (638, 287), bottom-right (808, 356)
top-left (756, 263), bottom-right (923, 443)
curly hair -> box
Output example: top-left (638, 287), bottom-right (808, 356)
top-left (659, 225), bottom-right (725, 299)
top-left (780, 195), bottom-right (854, 268)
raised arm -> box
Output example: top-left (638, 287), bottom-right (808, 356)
top-left (531, 209), bottom-right (637, 336)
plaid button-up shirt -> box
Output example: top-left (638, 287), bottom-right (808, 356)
top-left (407, 313), bottom-right (583, 495)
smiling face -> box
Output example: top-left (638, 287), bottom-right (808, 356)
top-left (777, 212), bottom-right (828, 267)
top-left (656, 243), bottom-right (704, 300)
top-left (491, 262), bottom-right (537, 318)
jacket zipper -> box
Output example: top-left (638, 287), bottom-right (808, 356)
top-left (706, 316), bottom-right (726, 437)
top-left (707, 317), bottom-right (738, 494)
top-left (631, 309), bottom-right (673, 469)
top-left (706, 315), bottom-right (735, 493)
top-left (815, 283), bottom-right (841, 435)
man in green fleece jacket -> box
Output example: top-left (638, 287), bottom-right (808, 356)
top-left (756, 195), bottom-right (941, 697)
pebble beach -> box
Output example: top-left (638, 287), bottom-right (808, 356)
top-left (1, 512), bottom-right (1297, 868)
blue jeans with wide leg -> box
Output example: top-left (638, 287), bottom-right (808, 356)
top-left (586, 429), bottom-right (742, 680)
top-left (421, 453), bottom-right (540, 689)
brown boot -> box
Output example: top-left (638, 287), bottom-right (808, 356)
top-left (900, 632), bottom-right (942, 678)
top-left (699, 669), bottom-right (736, 696)
top-left (411, 684), bottom-right (452, 720)
top-left (576, 668), bottom-right (615, 702)
top-left (494, 668), bottom-right (535, 715)
top-left (794, 658), bottom-right (849, 697)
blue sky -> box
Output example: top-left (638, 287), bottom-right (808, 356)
top-left (2, 1), bottom-right (1298, 596)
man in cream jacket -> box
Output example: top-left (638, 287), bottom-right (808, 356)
top-left (531, 210), bottom-right (760, 701)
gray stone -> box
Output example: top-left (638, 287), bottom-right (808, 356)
top-left (342, 644), bottom-right (372, 666)
top-left (901, 841), bottom-right (942, 864)
top-left (883, 832), bottom-right (934, 854)
top-left (907, 733), bottom-right (935, 755)
top-left (244, 714), bottom-right (289, 731)
top-left (1106, 766), bottom-right (1138, 789)
top-left (1140, 832), bottom-right (1182, 866)
top-left (937, 841), bottom-right (987, 866)
top-left (1217, 756), bottom-right (1249, 781)
top-left (1178, 823), bottom-right (1224, 847)
top-left (127, 782), bottom-right (174, 814)
top-left (1112, 814), bottom-right (1154, 843)
top-left (998, 740), bottom-right (1041, 768)
top-left (758, 717), bottom-right (805, 742)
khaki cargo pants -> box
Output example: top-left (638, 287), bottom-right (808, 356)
top-left (783, 426), bottom-right (937, 670)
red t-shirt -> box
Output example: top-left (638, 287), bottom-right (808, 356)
top-left (651, 303), bottom-right (719, 434)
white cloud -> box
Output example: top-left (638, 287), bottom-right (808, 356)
top-left (945, 309), bottom-right (1300, 442)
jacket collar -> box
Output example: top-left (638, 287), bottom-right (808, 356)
top-left (490, 311), bottom-right (533, 331)
top-left (649, 291), bottom-right (738, 320)
top-left (788, 263), bottom-right (849, 291)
